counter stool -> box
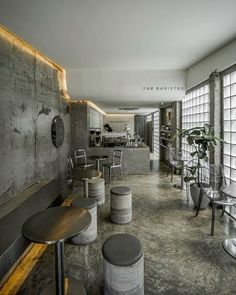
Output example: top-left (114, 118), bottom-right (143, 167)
top-left (88, 178), bottom-right (105, 206)
top-left (71, 197), bottom-right (97, 244)
top-left (110, 186), bottom-right (132, 224)
top-left (102, 234), bottom-right (144, 295)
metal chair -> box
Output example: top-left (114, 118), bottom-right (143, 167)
top-left (183, 159), bottom-right (198, 202)
top-left (67, 155), bottom-right (82, 186)
top-left (74, 149), bottom-right (94, 170)
top-left (167, 146), bottom-right (183, 182)
top-left (67, 156), bottom-right (74, 175)
top-left (102, 150), bottom-right (123, 183)
top-left (196, 164), bottom-right (236, 236)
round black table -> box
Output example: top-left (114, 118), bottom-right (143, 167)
top-left (220, 185), bottom-right (236, 259)
top-left (22, 206), bottom-right (91, 295)
top-left (220, 184), bottom-right (236, 198)
top-left (74, 169), bottom-right (102, 198)
top-left (88, 155), bottom-right (108, 171)
top-left (223, 238), bottom-right (236, 259)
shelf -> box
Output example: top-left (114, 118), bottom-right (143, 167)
top-left (160, 137), bottom-right (172, 142)
top-left (160, 144), bottom-right (168, 148)
top-left (160, 129), bottom-right (172, 133)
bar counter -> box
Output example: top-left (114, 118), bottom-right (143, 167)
top-left (87, 145), bottom-right (150, 175)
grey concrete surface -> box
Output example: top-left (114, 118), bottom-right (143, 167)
top-left (71, 202), bottom-right (97, 245)
top-left (209, 71), bottom-right (222, 165)
top-left (16, 160), bottom-right (236, 294)
top-left (87, 146), bottom-right (150, 175)
top-left (0, 35), bottom-right (71, 205)
top-left (110, 189), bottom-right (132, 224)
top-left (103, 255), bottom-right (144, 295)
top-left (71, 102), bottom-right (89, 151)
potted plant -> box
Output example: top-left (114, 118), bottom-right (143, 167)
top-left (176, 124), bottom-right (223, 209)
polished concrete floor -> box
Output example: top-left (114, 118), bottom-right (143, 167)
top-left (18, 160), bottom-right (236, 294)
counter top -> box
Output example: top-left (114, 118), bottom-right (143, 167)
top-left (89, 144), bottom-right (149, 149)
top-left (86, 145), bottom-right (150, 175)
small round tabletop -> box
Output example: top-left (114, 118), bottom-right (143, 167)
top-left (222, 238), bottom-right (236, 259)
top-left (74, 169), bottom-right (102, 180)
top-left (22, 206), bottom-right (91, 244)
top-left (88, 155), bottom-right (108, 161)
top-left (220, 184), bottom-right (236, 198)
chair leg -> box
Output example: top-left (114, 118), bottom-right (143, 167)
top-left (171, 166), bottom-right (174, 182)
top-left (211, 203), bottom-right (216, 236)
top-left (196, 189), bottom-right (203, 217)
top-left (186, 182), bottom-right (190, 202)
top-left (109, 167), bottom-right (111, 183)
top-left (167, 164), bottom-right (170, 177)
top-left (221, 206), bottom-right (225, 217)
top-left (120, 166), bottom-right (123, 180)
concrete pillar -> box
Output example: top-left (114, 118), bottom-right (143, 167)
top-left (88, 178), bottom-right (105, 206)
top-left (71, 101), bottom-right (90, 152)
top-left (110, 186), bottom-right (132, 224)
top-left (173, 101), bottom-right (182, 150)
top-left (209, 71), bottom-right (222, 165)
top-left (102, 234), bottom-right (144, 295)
top-left (71, 197), bottom-right (97, 244)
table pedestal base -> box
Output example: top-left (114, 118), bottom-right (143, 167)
top-left (40, 278), bottom-right (87, 295)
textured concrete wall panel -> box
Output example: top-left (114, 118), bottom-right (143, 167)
top-left (35, 103), bottom-right (59, 180)
top-left (71, 102), bottom-right (88, 151)
top-left (0, 34), bottom-right (71, 205)
top-left (59, 101), bottom-right (71, 178)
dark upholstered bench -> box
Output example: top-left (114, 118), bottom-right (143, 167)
top-left (0, 179), bottom-right (72, 281)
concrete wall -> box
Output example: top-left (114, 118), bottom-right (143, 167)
top-left (0, 30), bottom-right (71, 205)
top-left (90, 108), bottom-right (103, 129)
top-left (71, 102), bottom-right (89, 151)
top-left (187, 39), bottom-right (236, 89)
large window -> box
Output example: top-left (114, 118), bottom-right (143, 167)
top-left (153, 110), bottom-right (160, 157)
top-left (182, 83), bottom-right (210, 158)
top-left (223, 69), bottom-right (236, 184)
top-left (146, 114), bottom-right (152, 122)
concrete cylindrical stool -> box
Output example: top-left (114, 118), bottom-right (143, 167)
top-left (102, 234), bottom-right (144, 295)
top-left (71, 197), bottom-right (97, 244)
top-left (88, 178), bottom-right (105, 206)
top-left (110, 186), bottom-right (132, 224)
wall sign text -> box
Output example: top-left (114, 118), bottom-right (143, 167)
top-left (143, 86), bottom-right (185, 91)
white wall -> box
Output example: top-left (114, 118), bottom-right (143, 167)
top-left (90, 108), bottom-right (103, 129)
top-left (67, 69), bottom-right (186, 112)
top-left (187, 39), bottom-right (236, 89)
top-left (104, 115), bottom-right (134, 135)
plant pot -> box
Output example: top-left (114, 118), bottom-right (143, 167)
top-left (190, 183), bottom-right (210, 209)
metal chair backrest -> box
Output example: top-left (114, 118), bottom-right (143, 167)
top-left (201, 164), bottom-right (227, 190)
top-left (67, 156), bottom-right (74, 174)
top-left (112, 150), bottom-right (123, 166)
top-left (168, 147), bottom-right (182, 161)
top-left (74, 149), bottom-right (87, 165)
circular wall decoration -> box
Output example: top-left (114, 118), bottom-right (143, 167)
top-left (51, 116), bottom-right (65, 148)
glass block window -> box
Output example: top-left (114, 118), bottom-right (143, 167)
top-left (146, 114), bottom-right (152, 122)
top-left (153, 110), bottom-right (160, 157)
top-left (182, 83), bottom-right (210, 158)
top-left (223, 69), bottom-right (236, 184)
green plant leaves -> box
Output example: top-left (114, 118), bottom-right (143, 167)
top-left (176, 124), bottom-right (224, 183)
